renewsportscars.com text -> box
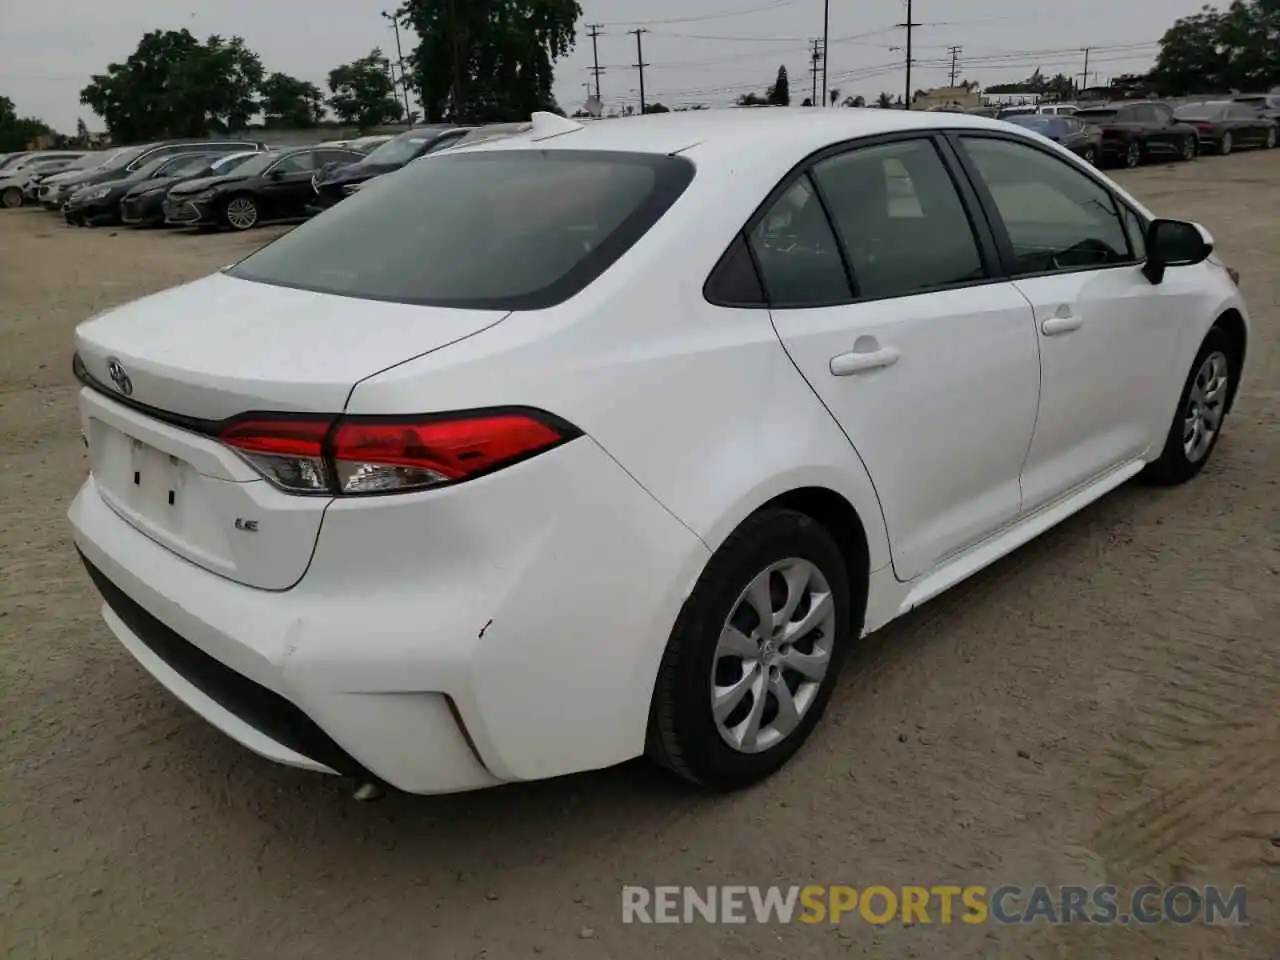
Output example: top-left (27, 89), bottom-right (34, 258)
top-left (621, 884), bottom-right (1248, 925)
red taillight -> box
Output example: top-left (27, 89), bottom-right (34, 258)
top-left (1193, 122), bottom-right (1215, 131)
top-left (218, 409), bottom-right (576, 496)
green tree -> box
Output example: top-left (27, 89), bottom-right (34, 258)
top-left (1151, 1), bottom-right (1280, 95)
top-left (843, 94), bottom-right (866, 107)
top-left (261, 72), bottom-right (326, 127)
top-left (400, 0), bottom-right (581, 123)
top-left (80, 30), bottom-right (263, 140)
top-left (876, 91), bottom-right (894, 109)
top-left (327, 49), bottom-right (404, 128)
top-left (643, 102), bottom-right (670, 114)
top-left (0, 95), bottom-right (55, 151)
top-left (766, 65), bottom-right (790, 106)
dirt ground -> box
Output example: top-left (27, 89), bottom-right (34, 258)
top-left (1, 154), bottom-right (1276, 960)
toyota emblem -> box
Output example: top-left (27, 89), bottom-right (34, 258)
top-left (105, 357), bottom-right (133, 396)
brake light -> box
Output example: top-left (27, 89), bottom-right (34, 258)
top-left (1193, 122), bottom-right (1215, 131)
top-left (218, 409), bottom-right (577, 496)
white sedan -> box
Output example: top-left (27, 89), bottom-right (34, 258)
top-left (69, 109), bottom-right (1249, 795)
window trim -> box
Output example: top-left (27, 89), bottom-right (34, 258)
top-left (718, 130), bottom-right (1007, 311)
top-left (946, 130), bottom-right (1147, 282)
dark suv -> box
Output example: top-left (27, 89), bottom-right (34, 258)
top-left (1073, 101), bottom-right (1200, 168)
top-left (39, 138), bottom-right (266, 209)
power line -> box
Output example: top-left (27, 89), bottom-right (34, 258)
top-left (603, 0), bottom-right (800, 27)
top-left (631, 28), bottom-right (650, 114)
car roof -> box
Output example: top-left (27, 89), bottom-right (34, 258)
top-left (460, 107), bottom-right (1024, 161)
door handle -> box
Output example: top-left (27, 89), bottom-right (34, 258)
top-left (830, 345), bottom-right (900, 376)
top-left (1041, 315), bottom-right (1083, 336)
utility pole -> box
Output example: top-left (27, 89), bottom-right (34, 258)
top-left (631, 28), bottom-right (649, 114)
top-left (586, 23), bottom-right (605, 101)
top-left (947, 45), bottom-right (962, 88)
top-left (897, 0), bottom-right (921, 109)
top-left (809, 38), bottom-right (824, 106)
top-left (1078, 47), bottom-right (1091, 92)
top-left (382, 10), bottom-right (413, 121)
top-left (821, 0), bottom-right (830, 106)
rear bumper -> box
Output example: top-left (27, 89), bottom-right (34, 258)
top-left (68, 437), bottom-right (709, 794)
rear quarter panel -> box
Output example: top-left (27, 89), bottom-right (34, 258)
top-left (344, 142), bottom-right (893, 573)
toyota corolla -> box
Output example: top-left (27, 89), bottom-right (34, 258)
top-left (69, 110), bottom-right (1248, 795)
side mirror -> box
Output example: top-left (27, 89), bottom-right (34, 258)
top-left (1142, 218), bottom-right (1212, 284)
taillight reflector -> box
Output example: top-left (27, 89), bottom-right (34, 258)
top-left (218, 409), bottom-right (577, 496)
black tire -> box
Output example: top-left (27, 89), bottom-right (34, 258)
top-left (1220, 131), bottom-right (1233, 156)
top-left (1266, 127), bottom-right (1276, 150)
top-left (1, 186), bottom-right (22, 208)
top-left (1180, 136), bottom-right (1196, 162)
top-left (646, 508), bottom-right (854, 791)
top-left (1125, 139), bottom-right (1143, 168)
top-left (1141, 326), bottom-right (1236, 486)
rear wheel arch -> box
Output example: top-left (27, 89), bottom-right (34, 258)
top-left (751, 487), bottom-right (872, 636)
top-left (1214, 309), bottom-right (1247, 413)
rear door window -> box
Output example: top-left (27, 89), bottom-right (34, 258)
top-left (812, 138), bottom-right (986, 299)
top-left (748, 176), bottom-right (851, 307)
top-left (229, 150), bottom-right (695, 310)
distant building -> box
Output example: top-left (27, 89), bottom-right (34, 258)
top-left (981, 91), bottom-right (1042, 107)
top-left (914, 86), bottom-right (982, 111)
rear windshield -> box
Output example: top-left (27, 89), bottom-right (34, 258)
top-left (228, 150), bottom-right (696, 310)
top-left (1175, 102), bottom-right (1226, 120)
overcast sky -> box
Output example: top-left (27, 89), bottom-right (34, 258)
top-left (3, 0), bottom-right (1212, 130)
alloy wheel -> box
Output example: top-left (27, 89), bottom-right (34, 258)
top-left (1083, 147), bottom-right (1097, 166)
top-left (1, 186), bottom-right (22, 209)
top-left (225, 196), bottom-right (258, 230)
top-left (1182, 137), bottom-right (1195, 161)
top-left (1267, 127), bottom-right (1277, 149)
top-left (1126, 141), bottom-right (1142, 167)
top-left (711, 557), bottom-right (836, 754)
top-left (1221, 132), bottom-right (1233, 155)
top-left (1183, 351), bottom-right (1230, 463)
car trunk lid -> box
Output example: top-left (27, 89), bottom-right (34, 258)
top-left (74, 272), bottom-right (510, 589)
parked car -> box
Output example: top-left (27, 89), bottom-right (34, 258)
top-left (0, 151), bottom-right (36, 173)
top-left (1232, 92), bottom-right (1280, 123)
top-left (64, 152), bottom-right (241, 226)
top-left (36, 150), bottom-right (130, 208)
top-left (163, 145), bottom-right (365, 230)
top-left (307, 126), bottom-right (464, 214)
top-left (1175, 100), bottom-right (1278, 154)
top-left (1036, 103), bottom-right (1078, 116)
top-left (69, 109), bottom-right (1249, 796)
top-left (39, 139), bottom-right (265, 210)
top-left (968, 106), bottom-right (999, 118)
top-left (996, 106), bottom-right (1038, 119)
top-left (1003, 114), bottom-right (1103, 164)
top-left (120, 151), bottom-right (261, 227)
top-left (0, 153), bottom-right (88, 208)
top-left (1073, 101), bottom-right (1199, 167)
